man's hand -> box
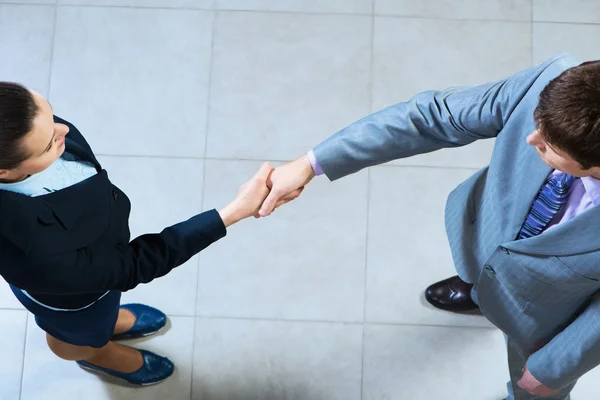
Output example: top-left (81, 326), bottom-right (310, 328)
top-left (219, 162), bottom-right (273, 227)
top-left (258, 155), bottom-right (316, 217)
top-left (517, 365), bottom-right (560, 397)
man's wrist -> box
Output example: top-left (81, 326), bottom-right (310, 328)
top-left (306, 150), bottom-right (324, 176)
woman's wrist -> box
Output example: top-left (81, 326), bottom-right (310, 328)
top-left (218, 202), bottom-right (242, 228)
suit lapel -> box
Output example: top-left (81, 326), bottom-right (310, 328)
top-left (65, 138), bottom-right (101, 171)
top-left (503, 148), bottom-right (600, 255)
top-left (504, 142), bottom-right (553, 242)
top-left (504, 204), bottom-right (600, 256)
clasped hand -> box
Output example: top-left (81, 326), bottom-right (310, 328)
top-left (218, 155), bottom-right (316, 227)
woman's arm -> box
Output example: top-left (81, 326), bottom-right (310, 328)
top-left (9, 163), bottom-right (273, 295)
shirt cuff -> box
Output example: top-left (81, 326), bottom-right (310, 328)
top-left (307, 149), bottom-right (324, 176)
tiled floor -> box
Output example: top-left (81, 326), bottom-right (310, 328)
top-left (0, 0), bottom-right (599, 399)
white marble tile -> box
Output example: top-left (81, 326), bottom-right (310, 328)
top-left (0, 0), bottom-right (54, 4)
top-left (58, 0), bottom-right (133, 5)
top-left (135, 0), bottom-right (213, 8)
top-left (192, 318), bottom-right (362, 400)
top-left (0, 310), bottom-right (27, 400)
top-left (366, 166), bottom-right (494, 328)
top-left (0, 4), bottom-right (54, 96)
top-left (533, 0), bottom-right (600, 23)
top-left (376, 0), bottom-right (531, 21)
top-left (0, 278), bottom-right (24, 309)
top-left (372, 17), bottom-right (532, 111)
top-left (533, 23), bottom-right (600, 65)
top-left (198, 159), bottom-right (367, 322)
top-left (372, 17), bottom-right (530, 168)
top-left (216, 0), bottom-right (372, 14)
top-left (21, 315), bottom-right (194, 399)
top-left (573, 363), bottom-right (600, 399)
top-left (98, 155), bottom-right (204, 316)
top-left (363, 324), bottom-right (509, 399)
top-left (207, 12), bottom-right (371, 161)
top-left (59, 0), bottom-right (214, 7)
top-left (50, 6), bottom-right (213, 157)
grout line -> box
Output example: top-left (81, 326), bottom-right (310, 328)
top-left (190, 10), bottom-right (217, 400)
top-left (1, 2), bottom-right (558, 24)
top-left (94, 153), bottom-right (484, 171)
top-left (360, 6), bottom-right (376, 399)
top-left (533, 19), bottom-right (600, 26)
top-left (4, 2), bottom-right (600, 26)
top-left (530, 0), bottom-right (534, 66)
top-left (189, 313), bottom-right (497, 331)
top-left (19, 312), bottom-right (29, 400)
top-left (45, 0), bottom-right (59, 100)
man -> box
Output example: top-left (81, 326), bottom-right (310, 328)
top-left (258, 54), bottom-right (600, 399)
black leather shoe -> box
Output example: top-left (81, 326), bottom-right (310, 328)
top-left (425, 275), bottom-right (479, 312)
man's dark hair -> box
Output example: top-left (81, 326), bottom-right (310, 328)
top-left (535, 60), bottom-right (600, 170)
top-left (0, 82), bottom-right (37, 170)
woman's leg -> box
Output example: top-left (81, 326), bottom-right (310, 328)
top-left (46, 334), bottom-right (143, 373)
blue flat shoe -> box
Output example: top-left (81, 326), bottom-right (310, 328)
top-left (77, 349), bottom-right (174, 386)
top-left (112, 304), bottom-right (167, 340)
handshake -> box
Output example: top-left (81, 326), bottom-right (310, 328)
top-left (218, 155), bottom-right (317, 227)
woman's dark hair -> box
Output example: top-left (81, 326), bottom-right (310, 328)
top-left (0, 82), bottom-right (38, 170)
top-left (534, 60), bottom-right (600, 170)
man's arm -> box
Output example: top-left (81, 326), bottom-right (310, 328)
top-left (313, 61), bottom-right (556, 181)
top-left (259, 54), bottom-right (579, 216)
top-left (525, 291), bottom-right (600, 391)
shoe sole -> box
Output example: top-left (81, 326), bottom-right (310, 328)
top-left (77, 363), bottom-right (171, 386)
top-left (424, 296), bottom-right (481, 313)
top-left (112, 323), bottom-right (167, 341)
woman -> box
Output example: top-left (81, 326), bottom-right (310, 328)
top-left (0, 81), bottom-right (275, 385)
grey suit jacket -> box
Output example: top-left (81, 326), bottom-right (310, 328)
top-left (313, 54), bottom-right (600, 390)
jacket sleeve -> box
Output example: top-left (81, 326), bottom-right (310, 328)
top-left (312, 54), bottom-right (578, 181)
top-left (9, 209), bottom-right (226, 294)
top-left (527, 290), bottom-right (600, 390)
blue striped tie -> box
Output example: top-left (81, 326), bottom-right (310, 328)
top-left (517, 172), bottom-right (576, 239)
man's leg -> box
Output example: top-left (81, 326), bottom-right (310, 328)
top-left (505, 336), bottom-right (576, 400)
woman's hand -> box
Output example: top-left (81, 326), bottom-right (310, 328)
top-left (219, 162), bottom-right (273, 227)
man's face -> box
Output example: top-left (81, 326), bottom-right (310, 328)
top-left (526, 129), bottom-right (600, 178)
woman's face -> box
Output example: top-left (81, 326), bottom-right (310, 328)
top-left (0, 91), bottom-right (70, 182)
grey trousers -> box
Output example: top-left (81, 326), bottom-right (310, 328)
top-left (505, 336), bottom-right (577, 400)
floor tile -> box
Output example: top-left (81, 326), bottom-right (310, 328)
top-left (366, 166), bottom-right (494, 328)
top-left (376, 0), bottom-right (531, 21)
top-left (572, 363), bottom-right (600, 399)
top-left (533, 23), bottom-right (600, 64)
top-left (98, 155), bottom-right (204, 316)
top-left (0, 310), bottom-right (27, 400)
top-left (216, 0), bottom-right (372, 14)
top-left (21, 315), bottom-right (194, 400)
top-left (372, 17), bottom-right (532, 110)
top-left (50, 6), bottom-right (213, 157)
top-left (135, 0), bottom-right (213, 8)
top-left (0, 0), bottom-right (54, 4)
top-left (59, 0), bottom-right (214, 7)
top-left (371, 16), bottom-right (530, 168)
top-left (0, 4), bottom-right (54, 96)
top-left (0, 278), bottom-right (24, 309)
top-left (198, 159), bottom-right (367, 322)
top-left (363, 324), bottom-right (509, 400)
top-left (533, 0), bottom-right (600, 23)
top-left (207, 11), bottom-right (371, 161)
top-left (192, 318), bottom-right (362, 400)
